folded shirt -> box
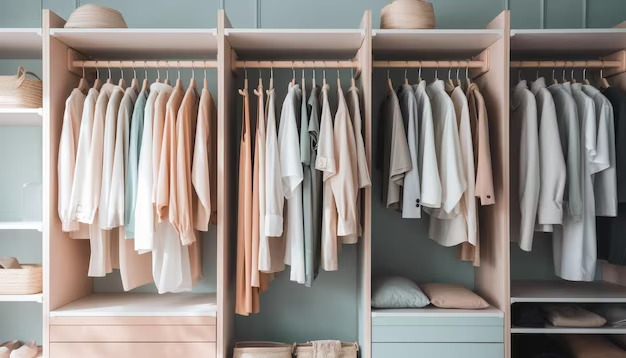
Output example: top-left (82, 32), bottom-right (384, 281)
top-left (593, 305), bottom-right (626, 327)
top-left (543, 304), bottom-right (607, 328)
top-left (563, 335), bottom-right (626, 358)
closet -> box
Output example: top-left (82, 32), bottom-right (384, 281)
top-left (368, 11), bottom-right (510, 358)
top-left (41, 9), bottom-right (224, 358)
top-left (508, 26), bottom-right (626, 358)
top-left (0, 27), bottom-right (43, 353)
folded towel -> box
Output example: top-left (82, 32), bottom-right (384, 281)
top-left (543, 304), bottom-right (606, 327)
top-left (312, 340), bottom-right (342, 358)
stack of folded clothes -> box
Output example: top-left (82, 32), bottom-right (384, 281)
top-left (543, 304), bottom-right (607, 328)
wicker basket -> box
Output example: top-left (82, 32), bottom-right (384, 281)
top-left (234, 342), bottom-right (294, 358)
top-left (294, 342), bottom-right (358, 358)
top-left (0, 264), bottom-right (43, 295)
top-left (0, 67), bottom-right (42, 108)
top-left (380, 0), bottom-right (436, 29)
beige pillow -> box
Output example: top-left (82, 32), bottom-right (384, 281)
top-left (420, 283), bottom-right (489, 309)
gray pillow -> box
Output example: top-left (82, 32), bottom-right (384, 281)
top-left (372, 276), bottom-right (430, 308)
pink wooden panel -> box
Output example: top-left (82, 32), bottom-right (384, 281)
top-left (50, 343), bottom-right (216, 358)
top-left (50, 316), bottom-right (216, 326)
top-left (50, 325), bottom-right (216, 342)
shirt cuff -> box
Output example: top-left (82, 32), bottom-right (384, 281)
top-left (265, 215), bottom-right (284, 237)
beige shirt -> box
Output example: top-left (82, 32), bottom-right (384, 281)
top-left (58, 87), bottom-right (86, 233)
top-left (173, 79), bottom-right (199, 245)
top-left (192, 81), bottom-right (217, 231)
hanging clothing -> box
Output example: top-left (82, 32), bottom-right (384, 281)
top-left (125, 86), bottom-right (148, 238)
top-left (279, 82), bottom-right (305, 284)
top-left (548, 83), bottom-right (583, 221)
top-left (58, 87), bottom-right (86, 234)
top-left (300, 78), bottom-right (314, 283)
top-left (381, 84), bottom-right (412, 209)
top-left (192, 80), bottom-right (218, 231)
top-left (425, 80), bottom-right (465, 218)
top-left (597, 87), bottom-right (626, 265)
top-left (317, 83), bottom-right (339, 271)
top-left (235, 81), bottom-right (259, 315)
top-left (134, 82), bottom-right (172, 253)
top-left (510, 80), bottom-right (540, 252)
top-left (413, 81), bottom-right (441, 209)
top-left (397, 84), bottom-right (421, 219)
top-left (530, 78), bottom-right (565, 232)
top-left (305, 84), bottom-right (323, 285)
top-left (260, 86), bottom-right (286, 273)
top-left (553, 83), bottom-right (606, 282)
top-left (582, 85), bottom-right (617, 217)
top-left (429, 85), bottom-right (474, 248)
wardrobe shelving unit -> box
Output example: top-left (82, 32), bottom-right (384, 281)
top-left (369, 11), bottom-right (510, 358)
top-left (508, 26), bottom-right (626, 356)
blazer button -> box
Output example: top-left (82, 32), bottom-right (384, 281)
top-left (487, 195), bottom-right (491, 199)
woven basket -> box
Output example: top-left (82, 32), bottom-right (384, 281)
top-left (294, 342), bottom-right (358, 358)
top-left (0, 264), bottom-right (43, 295)
top-left (64, 4), bottom-right (128, 28)
top-left (0, 67), bottom-right (42, 108)
top-left (380, 0), bottom-right (436, 29)
top-left (234, 342), bottom-right (294, 358)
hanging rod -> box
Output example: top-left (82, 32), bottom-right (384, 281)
top-left (72, 60), bottom-right (219, 69)
top-left (234, 60), bottom-right (360, 69)
top-left (511, 60), bottom-right (622, 68)
top-left (372, 60), bottom-right (486, 69)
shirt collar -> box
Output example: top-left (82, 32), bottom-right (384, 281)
top-left (530, 77), bottom-right (546, 95)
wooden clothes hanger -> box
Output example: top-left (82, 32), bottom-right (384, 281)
top-left (118, 66), bottom-right (126, 88)
top-left (77, 63), bottom-right (89, 93)
top-left (446, 67), bottom-right (455, 88)
top-left (92, 61), bottom-right (102, 91)
top-left (583, 67), bottom-right (590, 85)
top-left (141, 63), bottom-right (149, 93)
top-left (597, 64), bottom-right (610, 89)
top-left (386, 69), bottom-right (394, 93)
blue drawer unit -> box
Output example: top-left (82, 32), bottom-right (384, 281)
top-left (372, 307), bottom-right (505, 358)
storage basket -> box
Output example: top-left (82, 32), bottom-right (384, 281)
top-left (380, 0), bottom-right (436, 29)
top-left (234, 342), bottom-right (294, 358)
top-left (294, 342), bottom-right (358, 358)
top-left (0, 264), bottom-right (43, 295)
top-left (0, 67), bottom-right (42, 108)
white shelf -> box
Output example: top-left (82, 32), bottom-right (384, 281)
top-left (0, 221), bottom-right (42, 231)
top-left (372, 306), bottom-right (503, 318)
top-left (50, 293), bottom-right (217, 317)
top-left (0, 108), bottom-right (42, 126)
top-left (50, 28), bottom-right (218, 59)
top-left (225, 29), bottom-right (365, 58)
top-left (511, 29), bottom-right (626, 56)
top-left (511, 280), bottom-right (626, 303)
top-left (0, 294), bottom-right (43, 303)
top-left (512, 325), bottom-right (626, 334)
top-left (373, 29), bottom-right (502, 58)
top-left (0, 28), bottom-right (41, 59)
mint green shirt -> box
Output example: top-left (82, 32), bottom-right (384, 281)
top-left (124, 89), bottom-right (148, 238)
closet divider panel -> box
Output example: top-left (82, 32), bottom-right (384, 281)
top-left (356, 10), bottom-right (373, 358)
top-left (217, 9), bottom-right (237, 358)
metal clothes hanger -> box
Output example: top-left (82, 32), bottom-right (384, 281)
top-left (323, 67), bottom-right (327, 87)
top-left (583, 62), bottom-right (590, 85)
top-left (165, 61), bottom-right (171, 85)
top-left (312, 62), bottom-right (317, 88)
top-left (107, 64), bottom-right (112, 84)
top-left (434, 62), bottom-right (439, 81)
top-left (552, 61), bottom-right (558, 84)
top-left (175, 60), bottom-right (183, 89)
top-left (291, 62), bottom-right (296, 86)
top-left (446, 66), bottom-right (454, 88)
top-left (203, 61), bottom-right (209, 90)
top-left (418, 65), bottom-right (422, 84)
top-left (118, 64), bottom-right (126, 88)
top-left (141, 61), bottom-right (149, 92)
top-left (156, 61), bottom-right (161, 83)
top-left (130, 62), bottom-right (138, 91)
top-left (386, 68), bottom-right (393, 92)
top-left (598, 61), bottom-right (610, 89)
top-left (404, 61), bottom-right (409, 85)
top-left (92, 60), bottom-right (102, 91)
top-left (269, 66), bottom-right (274, 90)
top-left (351, 67), bottom-right (356, 88)
top-left (337, 61), bottom-right (341, 90)
top-left (455, 64), bottom-right (461, 88)
top-left (78, 62), bottom-right (88, 93)
top-left (571, 66), bottom-right (577, 84)
top-left (465, 63), bottom-right (471, 87)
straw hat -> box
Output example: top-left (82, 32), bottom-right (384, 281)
top-left (380, 0), bottom-right (435, 29)
top-left (64, 4), bottom-right (128, 28)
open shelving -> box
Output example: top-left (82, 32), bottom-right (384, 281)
top-left (511, 28), bottom-right (626, 56)
top-left (511, 280), bottom-right (626, 303)
top-left (0, 28), bottom-right (41, 59)
top-left (0, 108), bottom-right (43, 126)
top-left (0, 221), bottom-right (43, 231)
top-left (0, 294), bottom-right (43, 303)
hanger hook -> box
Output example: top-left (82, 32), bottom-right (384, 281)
top-left (351, 66), bottom-right (354, 80)
top-left (144, 61), bottom-right (148, 80)
top-left (448, 67), bottom-right (452, 81)
top-left (132, 61), bottom-right (137, 79)
top-left (108, 64), bottom-right (111, 80)
top-left (166, 61), bottom-right (169, 80)
top-left (156, 61), bottom-right (160, 79)
top-left (244, 63), bottom-right (248, 79)
top-left (82, 62), bottom-right (85, 78)
top-left (95, 60), bottom-right (100, 80)
top-left (119, 63), bottom-right (124, 80)
top-left (177, 60), bottom-right (181, 80)
top-left (270, 65), bottom-right (274, 79)
top-left (203, 61), bottom-right (207, 80)
top-left (435, 61), bottom-right (439, 79)
top-left (418, 64), bottom-right (422, 80)
top-left (456, 64), bottom-right (460, 81)
top-left (337, 61), bottom-right (340, 80)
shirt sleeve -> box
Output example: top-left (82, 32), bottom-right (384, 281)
top-left (594, 99), bottom-right (618, 217)
top-left (58, 93), bottom-right (82, 232)
top-left (440, 100), bottom-right (466, 214)
top-left (472, 89), bottom-right (496, 206)
top-left (417, 90), bottom-right (441, 209)
top-left (134, 94), bottom-right (155, 252)
top-left (192, 92), bottom-right (211, 231)
top-left (518, 92), bottom-right (540, 252)
top-left (264, 93), bottom-right (284, 237)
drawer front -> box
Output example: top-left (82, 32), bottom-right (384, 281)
top-left (372, 315), bottom-right (503, 327)
top-left (372, 325), bottom-right (503, 343)
top-left (49, 316), bottom-right (216, 326)
top-left (50, 342), bottom-right (216, 358)
top-left (372, 343), bottom-right (503, 358)
top-left (50, 325), bottom-right (216, 342)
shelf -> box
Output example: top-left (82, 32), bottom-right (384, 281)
top-left (0, 28), bottom-right (41, 59)
top-left (0, 108), bottom-right (43, 126)
top-left (50, 28), bottom-right (218, 59)
top-left (373, 29), bottom-right (502, 58)
top-left (224, 29), bottom-right (365, 59)
top-left (372, 306), bottom-right (503, 318)
top-left (0, 294), bottom-right (43, 303)
top-left (511, 29), bottom-right (626, 57)
top-left (512, 325), bottom-right (626, 334)
top-left (50, 293), bottom-right (217, 317)
top-left (0, 221), bottom-right (42, 231)
top-left (511, 280), bottom-right (626, 303)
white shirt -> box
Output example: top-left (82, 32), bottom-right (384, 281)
top-left (398, 84), bottom-right (421, 218)
top-left (134, 82), bottom-right (172, 253)
top-left (58, 88), bottom-right (86, 233)
top-left (260, 87), bottom-right (286, 273)
top-left (510, 81), bottom-right (540, 251)
top-left (278, 83), bottom-right (305, 284)
top-left (582, 85), bottom-right (617, 217)
top-left (425, 80), bottom-right (466, 218)
top-left (414, 81), bottom-right (441, 209)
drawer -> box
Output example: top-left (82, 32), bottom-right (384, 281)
top-left (50, 342), bottom-right (216, 358)
top-left (50, 325), bottom-right (216, 342)
top-left (49, 316), bottom-right (216, 326)
top-left (372, 325), bottom-right (503, 343)
top-left (372, 343), bottom-right (503, 358)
